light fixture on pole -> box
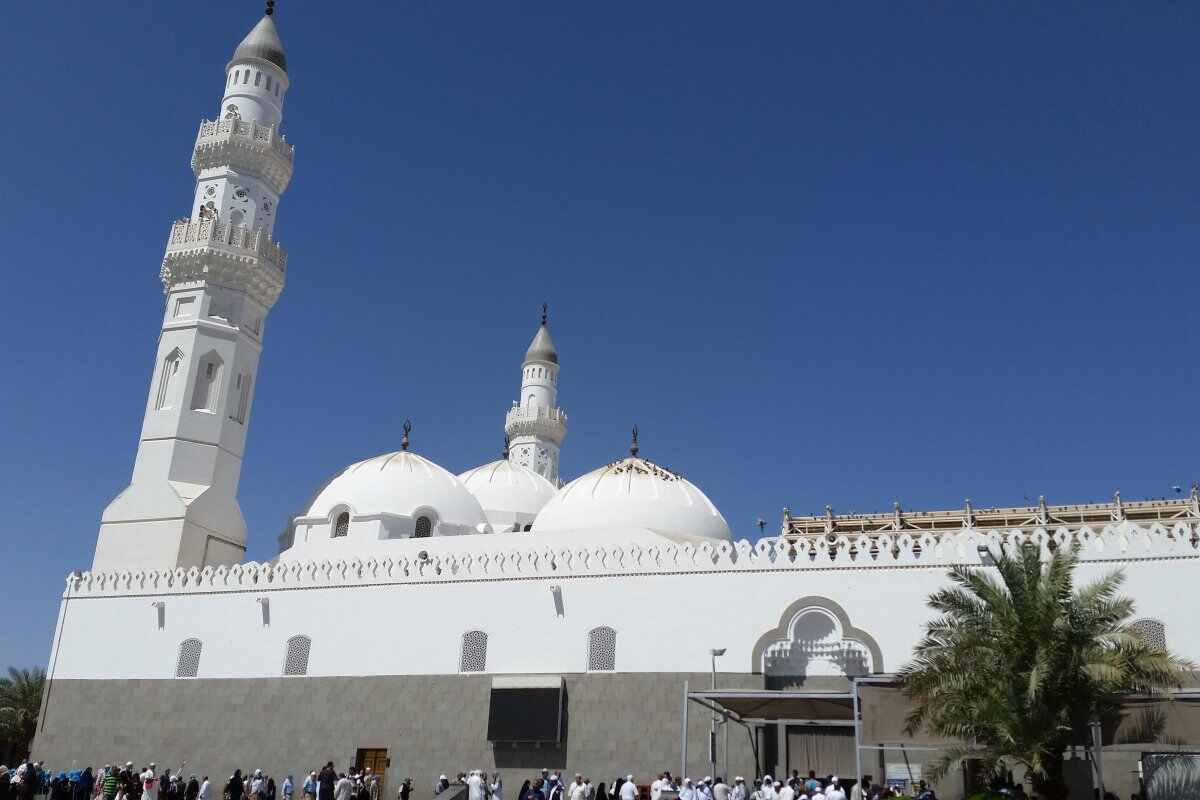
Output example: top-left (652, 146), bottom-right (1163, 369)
top-left (710, 648), bottom-right (726, 781)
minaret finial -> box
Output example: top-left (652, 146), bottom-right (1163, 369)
top-left (265, 0), bottom-right (275, 16)
top-left (401, 419), bottom-right (412, 451)
top-left (502, 435), bottom-right (510, 460)
top-left (629, 425), bottom-right (640, 457)
top-left (541, 302), bottom-right (548, 326)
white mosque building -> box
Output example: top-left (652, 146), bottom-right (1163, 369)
top-left (34, 10), bottom-right (1200, 800)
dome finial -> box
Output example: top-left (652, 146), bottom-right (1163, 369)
top-left (502, 435), bottom-right (511, 459)
top-left (265, 0), bottom-right (275, 15)
top-left (541, 302), bottom-right (548, 326)
top-left (401, 419), bottom-right (412, 451)
top-left (629, 425), bottom-right (640, 457)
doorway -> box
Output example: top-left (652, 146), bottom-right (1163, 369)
top-left (355, 748), bottom-right (389, 800)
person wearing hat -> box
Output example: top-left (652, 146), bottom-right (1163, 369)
top-left (824, 781), bottom-right (844, 800)
top-left (729, 779), bottom-right (745, 800)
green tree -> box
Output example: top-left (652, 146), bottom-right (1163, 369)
top-left (0, 667), bottom-right (46, 761)
top-left (898, 545), bottom-right (1194, 800)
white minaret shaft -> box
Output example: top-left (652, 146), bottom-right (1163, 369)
top-left (504, 308), bottom-right (568, 483)
top-left (92, 12), bottom-right (294, 572)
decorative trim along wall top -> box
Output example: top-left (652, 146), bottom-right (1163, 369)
top-left (66, 523), bottom-right (1199, 598)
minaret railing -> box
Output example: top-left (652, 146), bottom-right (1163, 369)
top-left (166, 218), bottom-right (288, 273)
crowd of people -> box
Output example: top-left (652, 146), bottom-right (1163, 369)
top-left (428, 768), bottom-right (935, 800)
top-left (0, 761), bottom-right (936, 800)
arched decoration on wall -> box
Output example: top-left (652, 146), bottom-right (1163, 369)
top-left (190, 351), bottom-right (224, 412)
top-left (332, 511), bottom-right (350, 538)
top-left (414, 516), bottom-right (432, 538)
top-left (155, 348), bottom-right (184, 411)
top-left (460, 630), bottom-right (488, 673)
top-left (175, 637), bottom-right (202, 678)
top-left (750, 596), bottom-right (883, 680)
top-left (587, 626), bottom-right (616, 672)
top-left (283, 634), bottom-right (312, 676)
top-left (1129, 618), bottom-right (1167, 650)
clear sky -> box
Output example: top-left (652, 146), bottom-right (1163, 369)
top-left (1, 1), bottom-right (1197, 670)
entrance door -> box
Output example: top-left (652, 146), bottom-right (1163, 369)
top-left (355, 749), bottom-right (388, 800)
top-left (787, 726), bottom-right (855, 778)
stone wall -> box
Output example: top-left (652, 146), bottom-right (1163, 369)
top-left (35, 672), bottom-right (762, 795)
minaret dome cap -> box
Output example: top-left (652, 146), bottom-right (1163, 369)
top-left (229, 14), bottom-right (287, 72)
top-left (523, 324), bottom-right (558, 365)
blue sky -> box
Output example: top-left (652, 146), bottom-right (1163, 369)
top-left (1, 1), bottom-right (1197, 670)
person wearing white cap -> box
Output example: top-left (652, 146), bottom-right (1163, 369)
top-left (729, 779), bottom-right (745, 800)
top-left (824, 781), bottom-right (843, 800)
top-left (697, 779), bottom-right (713, 800)
top-left (777, 781), bottom-right (794, 800)
top-left (678, 779), bottom-right (695, 800)
top-left (649, 775), bottom-right (664, 800)
top-left (758, 779), bottom-right (775, 800)
top-left (808, 784), bottom-right (824, 800)
top-left (618, 778), bottom-right (636, 800)
top-left (434, 777), bottom-right (449, 796)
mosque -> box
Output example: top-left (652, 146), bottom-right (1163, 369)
top-left (33, 10), bottom-right (1200, 800)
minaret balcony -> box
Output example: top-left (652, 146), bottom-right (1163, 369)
top-left (505, 404), bottom-right (568, 446)
top-left (160, 218), bottom-right (287, 309)
top-left (191, 118), bottom-right (294, 194)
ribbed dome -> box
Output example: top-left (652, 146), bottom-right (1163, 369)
top-left (458, 459), bottom-right (557, 521)
top-left (531, 457), bottom-right (730, 541)
top-left (524, 324), bottom-right (558, 365)
top-left (307, 450), bottom-right (488, 532)
top-left (229, 15), bottom-right (287, 72)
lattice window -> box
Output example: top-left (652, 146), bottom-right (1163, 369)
top-left (175, 638), bottom-right (202, 678)
top-left (460, 630), bottom-right (488, 673)
top-left (283, 635), bottom-right (312, 676)
top-left (414, 516), bottom-right (432, 538)
top-left (333, 512), bottom-right (350, 538)
top-left (588, 626), bottom-right (616, 672)
top-left (1129, 618), bottom-right (1167, 650)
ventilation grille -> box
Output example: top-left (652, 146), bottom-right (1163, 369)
top-left (588, 626), bottom-right (616, 671)
top-left (414, 516), bottom-right (432, 538)
top-left (175, 638), bottom-right (202, 678)
top-left (1129, 618), bottom-right (1167, 650)
top-left (460, 630), bottom-right (488, 672)
top-left (284, 635), bottom-right (312, 676)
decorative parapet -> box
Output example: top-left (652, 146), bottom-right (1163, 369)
top-left (64, 522), bottom-right (1200, 598)
top-left (785, 490), bottom-right (1200, 539)
top-left (192, 118), bottom-right (294, 195)
top-left (161, 219), bottom-right (287, 309)
top-left (505, 404), bottom-right (568, 445)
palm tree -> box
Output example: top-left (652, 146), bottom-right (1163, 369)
top-left (0, 666), bottom-right (46, 762)
top-left (898, 544), bottom-right (1193, 800)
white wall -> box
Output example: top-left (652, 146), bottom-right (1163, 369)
top-left (49, 525), bottom-right (1200, 683)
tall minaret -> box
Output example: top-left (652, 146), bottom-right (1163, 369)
top-left (92, 7), bottom-right (294, 572)
top-left (504, 306), bottom-right (568, 483)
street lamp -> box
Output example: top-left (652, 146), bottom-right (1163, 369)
top-left (710, 648), bottom-right (726, 780)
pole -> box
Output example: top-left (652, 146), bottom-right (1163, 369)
top-left (711, 653), bottom-right (718, 781)
top-left (1090, 719), bottom-right (1105, 797)
top-left (682, 680), bottom-right (690, 780)
top-left (852, 677), bottom-right (862, 787)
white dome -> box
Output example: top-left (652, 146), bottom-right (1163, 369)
top-left (531, 457), bottom-right (730, 541)
top-left (458, 459), bottom-right (557, 526)
top-left (307, 449), bottom-right (488, 533)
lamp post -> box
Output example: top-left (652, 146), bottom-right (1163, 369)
top-left (710, 648), bottom-right (726, 781)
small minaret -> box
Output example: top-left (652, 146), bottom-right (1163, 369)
top-left (92, 7), bottom-right (295, 571)
top-left (504, 305), bottom-right (568, 483)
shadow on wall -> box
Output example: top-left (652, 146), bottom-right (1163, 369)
top-left (493, 688), bottom-right (569, 770)
top-left (762, 610), bottom-right (870, 687)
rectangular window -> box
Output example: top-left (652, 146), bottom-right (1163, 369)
top-left (254, 71), bottom-right (262, 87)
top-left (173, 296), bottom-right (195, 318)
top-left (266, 75), bottom-right (272, 91)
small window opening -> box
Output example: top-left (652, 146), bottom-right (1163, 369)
top-left (414, 516), bottom-right (432, 538)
